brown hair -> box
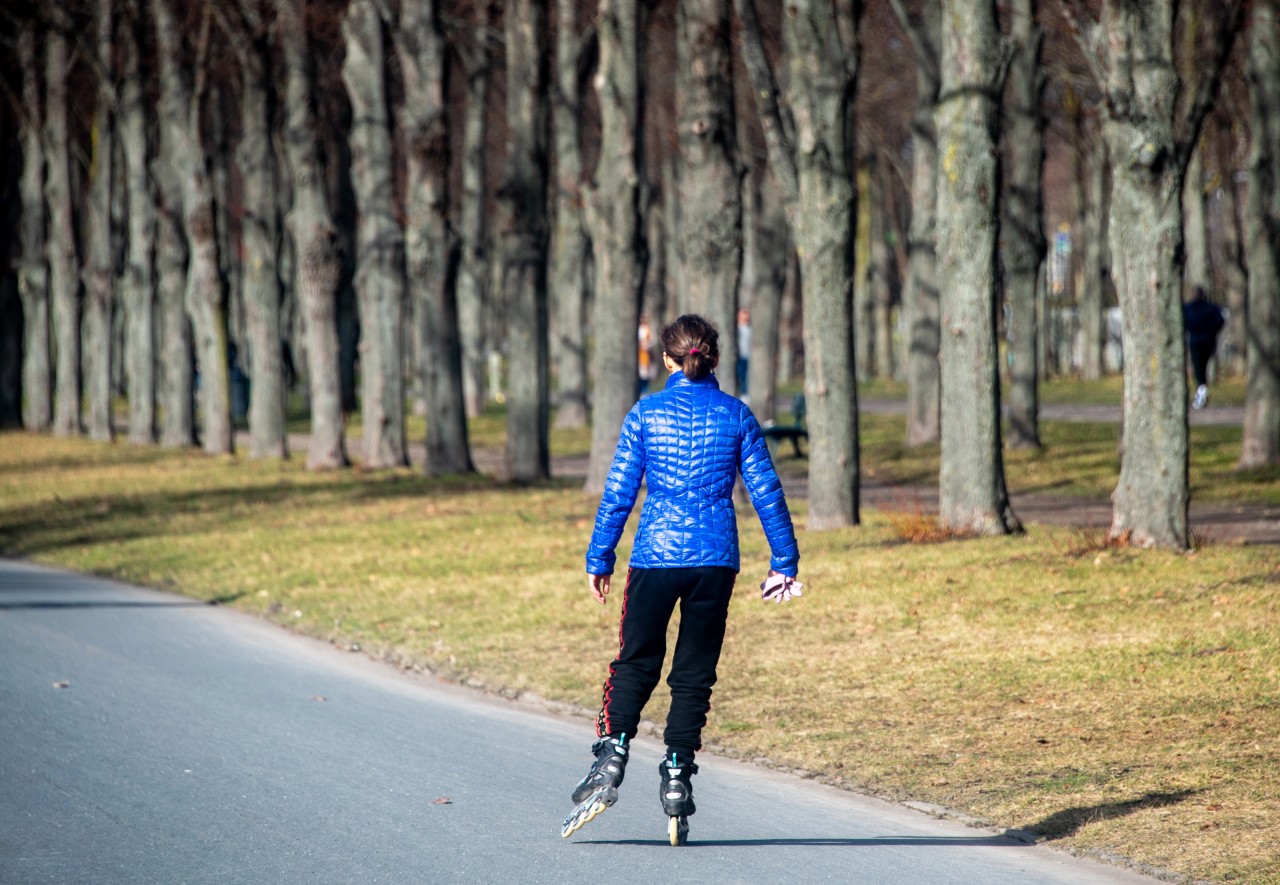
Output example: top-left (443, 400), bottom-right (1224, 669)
top-left (661, 314), bottom-right (720, 381)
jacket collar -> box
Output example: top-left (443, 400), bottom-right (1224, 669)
top-left (664, 371), bottom-right (720, 391)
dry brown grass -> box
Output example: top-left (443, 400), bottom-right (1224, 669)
top-left (1, 429), bottom-right (1278, 883)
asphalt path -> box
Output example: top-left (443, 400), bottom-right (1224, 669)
top-left (1, 560), bottom-right (1162, 884)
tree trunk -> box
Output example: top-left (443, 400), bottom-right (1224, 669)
top-left (1183, 139), bottom-right (1211, 295)
top-left (120, 0), bottom-right (156, 444)
top-left (342, 0), bottom-right (408, 469)
top-left (853, 166), bottom-right (873, 380)
top-left (1101, 0), bottom-right (1188, 548)
top-left (227, 0), bottom-right (288, 460)
top-left (583, 0), bottom-right (644, 495)
top-left (457, 3), bottom-right (495, 420)
top-left (871, 165), bottom-right (896, 380)
top-left (83, 0), bottom-right (116, 444)
top-left (1216, 124), bottom-right (1247, 376)
top-left (154, 0), bottom-right (232, 455)
top-left (747, 170), bottom-right (787, 421)
top-left (276, 0), bottom-right (348, 469)
top-left (1079, 129), bottom-right (1109, 380)
top-left (936, 0), bottom-right (1019, 535)
top-left (897, 0), bottom-right (941, 447)
top-left (550, 0), bottom-right (590, 429)
top-left (787, 0), bottom-right (860, 529)
top-left (1240, 0), bottom-right (1280, 469)
top-left (394, 0), bottom-right (473, 476)
top-left (1003, 0), bottom-right (1045, 450)
top-left (676, 0), bottom-right (741, 393)
top-left (500, 0), bottom-right (552, 482)
top-left (16, 24), bottom-right (51, 433)
top-left (45, 27), bottom-right (81, 438)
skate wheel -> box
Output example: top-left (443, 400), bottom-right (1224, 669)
top-left (668, 815), bottom-right (688, 846)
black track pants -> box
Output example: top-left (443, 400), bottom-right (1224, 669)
top-left (595, 566), bottom-right (736, 761)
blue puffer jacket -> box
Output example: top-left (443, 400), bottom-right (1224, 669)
top-left (586, 372), bottom-right (800, 577)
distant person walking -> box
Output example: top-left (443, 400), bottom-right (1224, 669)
top-left (1183, 286), bottom-right (1226, 410)
top-left (562, 314), bottom-right (801, 845)
top-left (637, 314), bottom-right (656, 399)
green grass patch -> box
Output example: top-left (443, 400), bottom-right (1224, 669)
top-left (1, 406), bottom-right (1277, 883)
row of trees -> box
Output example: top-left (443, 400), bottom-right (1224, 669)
top-left (1, 0), bottom-right (1277, 551)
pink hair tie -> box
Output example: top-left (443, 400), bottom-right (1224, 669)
top-left (689, 348), bottom-right (700, 355)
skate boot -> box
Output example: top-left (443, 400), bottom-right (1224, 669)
top-left (561, 735), bottom-right (629, 838)
top-left (659, 753), bottom-right (698, 846)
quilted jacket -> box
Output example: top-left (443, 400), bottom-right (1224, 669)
top-left (586, 371), bottom-right (800, 577)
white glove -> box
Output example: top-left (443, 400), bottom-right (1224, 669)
top-left (760, 573), bottom-right (803, 604)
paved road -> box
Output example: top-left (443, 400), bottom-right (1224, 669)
top-left (1, 560), bottom-right (1161, 885)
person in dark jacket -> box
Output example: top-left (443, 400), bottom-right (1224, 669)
top-left (1183, 286), bottom-right (1226, 410)
top-left (562, 314), bottom-right (801, 843)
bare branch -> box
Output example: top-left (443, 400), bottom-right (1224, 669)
top-left (1177, 0), bottom-right (1245, 168)
top-left (732, 0), bottom-right (797, 206)
top-left (887, 0), bottom-right (938, 85)
top-left (1056, 0), bottom-right (1107, 90)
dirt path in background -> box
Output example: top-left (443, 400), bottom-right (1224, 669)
top-left (278, 397), bottom-right (1277, 546)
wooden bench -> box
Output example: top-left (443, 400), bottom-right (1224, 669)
top-left (762, 394), bottom-right (808, 458)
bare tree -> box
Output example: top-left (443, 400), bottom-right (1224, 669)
top-left (550, 0), bottom-right (592, 429)
top-left (1240, 0), bottom-right (1280, 468)
top-left (456, 2), bottom-right (497, 419)
top-left (44, 22), bottom-right (81, 438)
top-left (83, 0), bottom-right (116, 443)
top-left (15, 22), bottom-right (51, 433)
top-left (393, 0), bottom-right (473, 475)
top-left (342, 0), bottom-right (408, 469)
top-left (891, 0), bottom-right (941, 447)
top-left (676, 0), bottom-right (741, 391)
top-left (1004, 0), bottom-right (1047, 451)
top-left (1080, 0), bottom-right (1243, 547)
top-left (583, 0), bottom-right (644, 495)
top-left (119, 0), bottom-right (157, 444)
top-left (736, 0), bottom-right (861, 529)
top-left (936, 0), bottom-right (1020, 535)
top-left (218, 0), bottom-right (288, 459)
top-left (500, 0), bottom-right (552, 482)
top-left (275, 0), bottom-right (348, 469)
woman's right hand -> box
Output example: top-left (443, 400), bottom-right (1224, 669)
top-left (588, 573), bottom-right (611, 605)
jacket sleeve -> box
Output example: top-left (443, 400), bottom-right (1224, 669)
top-left (738, 408), bottom-right (800, 576)
top-left (585, 407), bottom-right (646, 575)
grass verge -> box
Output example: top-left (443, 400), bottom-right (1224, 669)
top-left (1, 418), bottom-right (1277, 883)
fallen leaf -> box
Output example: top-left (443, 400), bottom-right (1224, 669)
top-left (52, 680), bottom-right (70, 689)
top-left (309, 695), bottom-right (328, 702)
top-left (432, 796), bottom-right (453, 805)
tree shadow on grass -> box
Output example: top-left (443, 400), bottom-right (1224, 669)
top-left (1024, 790), bottom-right (1200, 841)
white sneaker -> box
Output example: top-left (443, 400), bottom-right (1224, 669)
top-left (1192, 385), bottom-right (1208, 410)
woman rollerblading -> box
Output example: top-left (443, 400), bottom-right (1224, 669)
top-left (560, 315), bottom-right (803, 843)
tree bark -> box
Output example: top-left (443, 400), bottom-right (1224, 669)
top-left (746, 170), bottom-right (787, 421)
top-left (1240, 0), bottom-right (1280, 468)
top-left (550, 0), bottom-right (591, 429)
top-left (1078, 126), bottom-right (1109, 381)
top-left (893, 0), bottom-right (941, 447)
top-left (16, 24), bottom-right (51, 433)
top-left (1183, 139), bottom-right (1211, 295)
top-left (583, 0), bottom-right (644, 495)
top-left (870, 165), bottom-right (896, 380)
top-left (44, 26), bottom-right (81, 438)
top-left (936, 0), bottom-right (1019, 535)
top-left (676, 0), bottom-right (742, 393)
top-left (119, 0), bottom-right (157, 444)
top-left (154, 0), bottom-right (232, 454)
top-left (342, 0), bottom-right (408, 469)
top-left (83, 0), bottom-right (117, 443)
top-left (1003, 0), bottom-right (1045, 450)
top-left (222, 0), bottom-right (288, 460)
top-left (457, 2), bottom-right (496, 420)
top-left (500, 0), bottom-right (552, 482)
top-left (1100, 0), bottom-right (1188, 548)
top-left (276, 0), bottom-right (348, 469)
top-left (394, 0), bottom-right (473, 475)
